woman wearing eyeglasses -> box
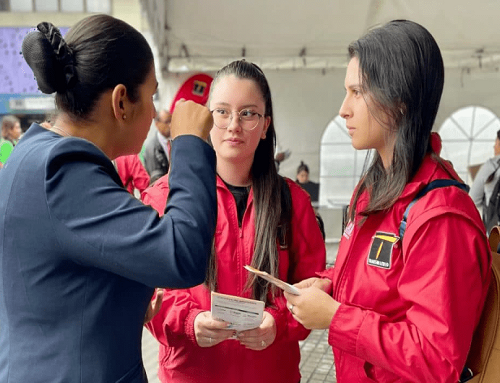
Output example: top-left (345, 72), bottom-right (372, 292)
top-left (142, 60), bottom-right (326, 383)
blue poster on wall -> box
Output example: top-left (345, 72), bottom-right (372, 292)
top-left (0, 26), bottom-right (69, 114)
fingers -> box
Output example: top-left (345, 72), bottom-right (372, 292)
top-left (236, 330), bottom-right (272, 350)
top-left (294, 277), bottom-right (320, 289)
top-left (198, 330), bottom-right (236, 348)
top-left (312, 278), bottom-right (333, 292)
top-left (237, 312), bottom-right (276, 350)
top-left (194, 311), bottom-right (235, 347)
top-left (143, 288), bottom-right (164, 324)
top-left (170, 100), bottom-right (213, 141)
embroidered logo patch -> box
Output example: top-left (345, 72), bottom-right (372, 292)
top-left (367, 232), bottom-right (399, 269)
top-left (192, 80), bottom-right (208, 96)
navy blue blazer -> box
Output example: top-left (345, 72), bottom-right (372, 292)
top-left (0, 124), bottom-right (216, 382)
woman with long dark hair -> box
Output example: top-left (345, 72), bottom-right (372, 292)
top-left (285, 20), bottom-right (491, 382)
top-left (143, 60), bottom-right (325, 383)
top-left (0, 14), bottom-right (217, 383)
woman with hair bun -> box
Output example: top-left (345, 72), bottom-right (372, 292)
top-left (285, 20), bottom-right (491, 382)
top-left (0, 14), bottom-right (217, 383)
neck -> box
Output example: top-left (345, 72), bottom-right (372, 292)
top-left (378, 135), bottom-right (397, 170)
top-left (216, 157), bottom-right (252, 187)
top-left (53, 110), bottom-right (120, 160)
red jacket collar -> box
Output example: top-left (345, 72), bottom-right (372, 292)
top-left (399, 132), bottom-right (462, 200)
top-left (356, 132), bottom-right (461, 206)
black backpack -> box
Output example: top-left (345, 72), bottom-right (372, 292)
top-left (483, 162), bottom-right (500, 234)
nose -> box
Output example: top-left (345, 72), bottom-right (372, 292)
top-left (226, 111), bottom-right (242, 131)
top-left (339, 94), bottom-right (350, 120)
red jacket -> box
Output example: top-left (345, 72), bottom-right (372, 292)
top-left (142, 176), bottom-right (326, 383)
top-left (114, 155), bottom-right (150, 194)
top-left (321, 133), bottom-right (491, 382)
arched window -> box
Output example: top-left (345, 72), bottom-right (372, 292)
top-left (439, 106), bottom-right (500, 184)
top-left (319, 115), bottom-right (371, 207)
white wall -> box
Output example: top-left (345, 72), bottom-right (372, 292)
top-left (155, 59), bottom-right (500, 185)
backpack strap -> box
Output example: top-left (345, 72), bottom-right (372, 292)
top-left (399, 179), bottom-right (470, 240)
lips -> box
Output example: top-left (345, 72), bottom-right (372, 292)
top-left (225, 138), bottom-right (243, 144)
top-left (347, 126), bottom-right (355, 136)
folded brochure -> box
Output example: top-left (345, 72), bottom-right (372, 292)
top-left (244, 265), bottom-right (301, 295)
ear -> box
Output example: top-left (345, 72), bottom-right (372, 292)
top-left (111, 84), bottom-right (128, 121)
top-left (261, 116), bottom-right (271, 139)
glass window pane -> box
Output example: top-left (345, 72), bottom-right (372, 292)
top-left (87, 0), bottom-right (110, 13)
top-left (321, 116), bottom-right (351, 143)
top-left (319, 115), bottom-right (371, 207)
top-left (11, 0), bottom-right (32, 11)
top-left (474, 114), bottom-right (500, 140)
top-left (439, 118), bottom-right (468, 140)
top-left (35, 0), bottom-right (58, 12)
top-left (440, 106), bottom-right (500, 185)
top-left (61, 0), bottom-right (84, 12)
top-left (469, 141), bottom-right (493, 166)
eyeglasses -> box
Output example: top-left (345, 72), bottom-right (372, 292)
top-left (210, 108), bottom-right (263, 131)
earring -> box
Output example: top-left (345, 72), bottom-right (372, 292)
top-left (122, 114), bottom-right (127, 120)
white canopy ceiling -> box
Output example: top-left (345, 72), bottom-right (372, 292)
top-left (141, 0), bottom-right (500, 73)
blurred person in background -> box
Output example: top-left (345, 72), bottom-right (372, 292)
top-left (143, 109), bottom-right (172, 184)
top-left (0, 115), bottom-right (22, 168)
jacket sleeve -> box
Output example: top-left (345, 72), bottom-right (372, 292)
top-left (142, 175), bottom-right (207, 346)
top-left (469, 159), bottom-right (494, 208)
top-left (46, 135), bottom-right (217, 289)
top-left (328, 211), bottom-right (491, 383)
top-left (267, 180), bottom-right (327, 342)
top-left (129, 155), bottom-right (150, 193)
top-left (145, 287), bottom-right (205, 346)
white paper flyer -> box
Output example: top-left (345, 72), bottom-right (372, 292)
top-left (211, 291), bottom-right (265, 331)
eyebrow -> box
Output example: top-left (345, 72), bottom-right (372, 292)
top-left (345, 84), bottom-right (361, 90)
top-left (212, 102), bottom-right (260, 109)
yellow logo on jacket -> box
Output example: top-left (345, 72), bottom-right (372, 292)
top-left (367, 232), bottom-right (399, 269)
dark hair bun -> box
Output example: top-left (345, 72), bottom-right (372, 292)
top-left (22, 22), bottom-right (76, 94)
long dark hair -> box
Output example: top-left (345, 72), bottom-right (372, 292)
top-left (348, 20), bottom-right (445, 221)
top-left (22, 14), bottom-right (153, 122)
top-left (206, 60), bottom-right (292, 303)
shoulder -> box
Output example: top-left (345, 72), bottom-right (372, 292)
top-left (284, 177), bottom-right (315, 208)
top-left (478, 156), bottom-right (499, 174)
top-left (405, 178), bottom-right (484, 237)
top-left (45, 137), bottom-right (113, 175)
top-left (284, 177), bottom-right (307, 197)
